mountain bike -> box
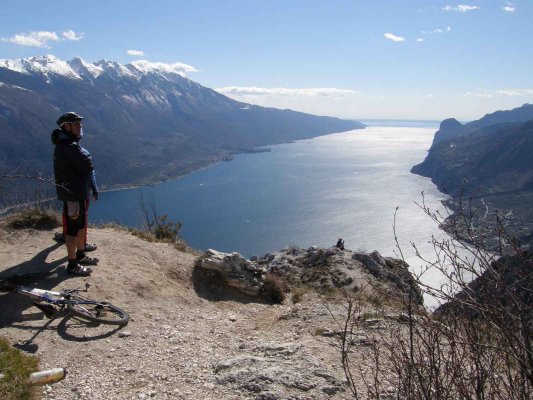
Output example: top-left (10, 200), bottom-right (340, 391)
top-left (0, 277), bottom-right (129, 326)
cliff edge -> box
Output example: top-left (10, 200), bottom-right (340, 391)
top-left (0, 223), bottom-right (416, 399)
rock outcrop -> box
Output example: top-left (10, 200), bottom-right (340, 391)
top-left (194, 246), bottom-right (423, 305)
top-left (196, 249), bottom-right (267, 296)
top-left (430, 118), bottom-right (465, 146)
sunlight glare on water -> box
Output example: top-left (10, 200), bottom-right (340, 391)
top-left (91, 124), bottom-right (453, 305)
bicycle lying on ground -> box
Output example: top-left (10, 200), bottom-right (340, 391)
top-left (0, 278), bottom-right (129, 326)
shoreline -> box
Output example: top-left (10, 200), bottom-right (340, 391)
top-left (2, 127), bottom-right (365, 215)
top-left (0, 161), bottom-right (222, 217)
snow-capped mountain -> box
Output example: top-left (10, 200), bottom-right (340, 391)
top-left (0, 55), bottom-right (363, 204)
top-left (1, 54), bottom-right (185, 80)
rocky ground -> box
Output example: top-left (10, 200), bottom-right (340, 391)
top-left (0, 224), bottom-right (409, 400)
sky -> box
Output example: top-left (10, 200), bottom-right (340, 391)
top-left (1, 0), bottom-right (532, 121)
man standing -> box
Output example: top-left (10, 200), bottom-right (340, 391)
top-left (52, 112), bottom-right (98, 275)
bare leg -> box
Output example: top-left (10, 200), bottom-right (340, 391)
top-left (66, 230), bottom-right (85, 261)
top-left (76, 229), bottom-right (85, 252)
top-left (65, 234), bottom-right (77, 260)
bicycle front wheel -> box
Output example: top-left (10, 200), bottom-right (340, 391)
top-left (67, 295), bottom-right (129, 326)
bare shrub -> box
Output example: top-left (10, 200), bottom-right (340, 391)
top-left (261, 273), bottom-right (288, 304)
top-left (334, 197), bottom-right (532, 399)
top-left (135, 190), bottom-right (184, 243)
top-left (8, 207), bottom-right (61, 230)
top-left (291, 285), bottom-right (310, 304)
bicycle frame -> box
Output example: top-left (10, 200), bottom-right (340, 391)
top-left (16, 286), bottom-right (65, 304)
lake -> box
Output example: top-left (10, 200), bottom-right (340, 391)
top-left (90, 122), bottom-right (450, 272)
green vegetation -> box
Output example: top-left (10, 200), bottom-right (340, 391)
top-left (0, 338), bottom-right (39, 400)
top-left (97, 221), bottom-right (193, 253)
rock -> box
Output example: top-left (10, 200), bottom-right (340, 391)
top-left (363, 318), bottom-right (382, 326)
top-left (196, 249), bottom-right (267, 296)
top-left (322, 385), bottom-right (345, 395)
top-left (252, 342), bottom-right (301, 356)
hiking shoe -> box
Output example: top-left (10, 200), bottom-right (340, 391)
top-left (67, 264), bottom-right (92, 276)
top-left (78, 256), bottom-right (99, 266)
top-left (84, 242), bottom-right (97, 252)
top-left (53, 232), bottom-right (65, 243)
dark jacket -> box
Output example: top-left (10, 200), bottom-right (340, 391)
top-left (52, 129), bottom-right (95, 201)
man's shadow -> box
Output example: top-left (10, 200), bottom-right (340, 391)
top-left (1, 241), bottom-right (124, 349)
top-left (1, 241), bottom-right (66, 321)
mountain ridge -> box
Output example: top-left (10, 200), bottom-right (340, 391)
top-left (0, 55), bottom-right (364, 206)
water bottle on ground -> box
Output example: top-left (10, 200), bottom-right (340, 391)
top-left (29, 368), bottom-right (66, 384)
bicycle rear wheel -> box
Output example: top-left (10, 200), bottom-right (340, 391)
top-left (67, 295), bottom-right (129, 326)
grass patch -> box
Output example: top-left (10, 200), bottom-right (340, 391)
top-left (291, 286), bottom-right (310, 304)
top-left (8, 207), bottom-right (61, 230)
top-left (0, 338), bottom-right (39, 400)
top-left (96, 221), bottom-right (196, 254)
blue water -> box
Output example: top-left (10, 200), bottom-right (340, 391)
top-left (90, 124), bottom-right (449, 262)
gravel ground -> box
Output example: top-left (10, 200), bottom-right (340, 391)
top-left (0, 225), bottom-right (370, 400)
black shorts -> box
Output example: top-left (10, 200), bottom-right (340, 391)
top-left (63, 200), bottom-right (86, 236)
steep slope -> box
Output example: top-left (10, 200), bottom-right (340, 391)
top-left (0, 55), bottom-right (364, 204)
top-left (412, 104), bottom-right (533, 195)
top-left (413, 119), bottom-right (533, 195)
top-left (411, 104), bottom-right (533, 249)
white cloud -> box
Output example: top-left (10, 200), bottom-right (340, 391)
top-left (463, 88), bottom-right (533, 98)
top-left (1, 29), bottom-right (83, 47)
top-left (442, 4), bottom-right (480, 12)
top-left (384, 32), bottom-right (405, 42)
top-left (2, 31), bottom-right (58, 47)
top-left (464, 91), bottom-right (493, 98)
top-left (503, 2), bottom-right (515, 13)
top-left (215, 87), bottom-right (358, 97)
top-left (127, 50), bottom-right (145, 56)
top-left (497, 89), bottom-right (533, 96)
top-left (62, 30), bottom-right (84, 41)
top-left (416, 38), bottom-right (425, 42)
top-left (425, 27), bottom-right (450, 34)
top-left (130, 60), bottom-right (198, 76)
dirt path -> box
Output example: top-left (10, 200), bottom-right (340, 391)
top-left (0, 225), bottom-right (355, 399)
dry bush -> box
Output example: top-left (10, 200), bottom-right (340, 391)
top-left (333, 197), bottom-right (532, 399)
top-left (291, 285), bottom-right (310, 304)
top-left (261, 273), bottom-right (288, 304)
top-left (8, 207), bottom-right (61, 230)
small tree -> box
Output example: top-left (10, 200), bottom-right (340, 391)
top-left (138, 190), bottom-right (182, 242)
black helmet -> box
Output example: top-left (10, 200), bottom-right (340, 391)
top-left (56, 112), bottom-right (83, 127)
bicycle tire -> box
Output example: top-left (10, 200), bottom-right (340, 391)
top-left (66, 295), bottom-right (129, 326)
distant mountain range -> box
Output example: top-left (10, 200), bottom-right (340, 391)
top-left (0, 55), bottom-right (363, 205)
top-left (412, 103), bottom-right (533, 248)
